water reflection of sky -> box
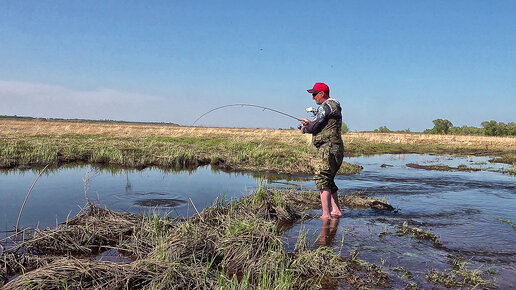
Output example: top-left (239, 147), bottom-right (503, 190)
top-left (1, 154), bottom-right (515, 288)
top-left (0, 166), bottom-right (260, 232)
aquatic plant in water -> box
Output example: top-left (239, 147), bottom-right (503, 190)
top-left (397, 221), bottom-right (441, 247)
top-left (497, 218), bottom-right (516, 231)
top-left (426, 256), bottom-right (494, 288)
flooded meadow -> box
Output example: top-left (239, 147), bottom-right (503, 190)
top-left (1, 154), bottom-right (515, 288)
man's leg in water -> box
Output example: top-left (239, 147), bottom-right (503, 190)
top-left (320, 189), bottom-right (332, 220)
top-left (318, 216), bottom-right (340, 246)
top-left (330, 190), bottom-right (342, 217)
top-left (314, 144), bottom-right (344, 219)
top-left (329, 143), bottom-right (344, 217)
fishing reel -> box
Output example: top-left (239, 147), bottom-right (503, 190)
top-left (305, 107), bottom-right (316, 117)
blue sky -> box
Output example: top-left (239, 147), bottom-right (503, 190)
top-left (1, 1), bottom-right (514, 131)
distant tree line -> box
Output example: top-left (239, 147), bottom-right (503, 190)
top-left (0, 115), bottom-right (179, 126)
top-left (372, 126), bottom-right (411, 133)
top-left (0, 115), bottom-right (33, 120)
top-left (424, 119), bottom-right (516, 136)
top-left (341, 122), bottom-right (349, 133)
top-left (369, 118), bottom-right (515, 136)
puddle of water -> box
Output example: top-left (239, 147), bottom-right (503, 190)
top-left (1, 154), bottom-right (515, 288)
top-left (0, 165), bottom-right (260, 233)
top-left (93, 248), bottom-right (132, 263)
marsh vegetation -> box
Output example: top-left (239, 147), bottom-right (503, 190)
top-left (1, 189), bottom-right (393, 289)
top-left (1, 119), bottom-right (514, 174)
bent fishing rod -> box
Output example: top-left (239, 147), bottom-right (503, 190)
top-left (192, 103), bottom-right (304, 126)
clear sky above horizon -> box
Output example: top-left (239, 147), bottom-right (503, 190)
top-left (1, 1), bottom-right (514, 131)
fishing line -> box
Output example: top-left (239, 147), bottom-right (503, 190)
top-left (192, 103), bottom-right (301, 126)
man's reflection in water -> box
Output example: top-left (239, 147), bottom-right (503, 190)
top-left (318, 217), bottom-right (340, 246)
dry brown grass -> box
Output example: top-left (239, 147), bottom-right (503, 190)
top-left (0, 119), bottom-right (300, 139)
top-left (1, 120), bottom-right (514, 174)
top-left (345, 132), bottom-right (516, 148)
top-left (0, 120), bottom-right (311, 153)
top-left (2, 119), bottom-right (514, 149)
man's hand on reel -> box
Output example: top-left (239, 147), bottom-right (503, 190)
top-left (299, 118), bottom-right (311, 133)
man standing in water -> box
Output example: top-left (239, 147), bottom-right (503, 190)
top-left (300, 82), bottom-right (344, 220)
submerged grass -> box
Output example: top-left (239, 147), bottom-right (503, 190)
top-left (497, 218), bottom-right (516, 231)
top-left (1, 189), bottom-right (393, 289)
top-left (393, 266), bottom-right (412, 279)
top-left (397, 221), bottom-right (441, 247)
top-left (406, 163), bottom-right (481, 172)
top-left (426, 255), bottom-right (495, 288)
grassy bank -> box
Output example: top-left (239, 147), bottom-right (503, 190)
top-left (344, 132), bottom-right (516, 157)
top-left (1, 120), bottom-right (515, 174)
top-left (1, 189), bottom-right (392, 289)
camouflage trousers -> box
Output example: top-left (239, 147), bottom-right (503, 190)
top-left (312, 142), bottom-right (344, 192)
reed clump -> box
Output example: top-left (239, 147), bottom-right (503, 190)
top-left (2, 188), bottom-right (393, 289)
top-left (12, 205), bottom-right (142, 255)
top-left (489, 153), bottom-right (516, 165)
top-left (5, 257), bottom-right (131, 289)
top-left (500, 163), bottom-right (516, 175)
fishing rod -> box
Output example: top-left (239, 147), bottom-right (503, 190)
top-left (192, 103), bottom-right (303, 126)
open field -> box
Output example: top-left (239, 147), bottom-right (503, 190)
top-left (1, 119), bottom-right (515, 173)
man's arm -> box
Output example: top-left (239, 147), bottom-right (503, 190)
top-left (302, 103), bottom-right (331, 134)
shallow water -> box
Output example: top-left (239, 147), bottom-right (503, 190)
top-left (0, 166), bottom-right (261, 233)
top-left (284, 154), bottom-right (516, 288)
top-left (1, 154), bottom-right (515, 288)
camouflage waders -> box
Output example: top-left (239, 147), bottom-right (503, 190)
top-left (312, 142), bottom-right (344, 192)
top-left (307, 98), bottom-right (344, 192)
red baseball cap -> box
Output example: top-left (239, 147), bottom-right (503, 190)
top-left (307, 82), bottom-right (329, 94)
